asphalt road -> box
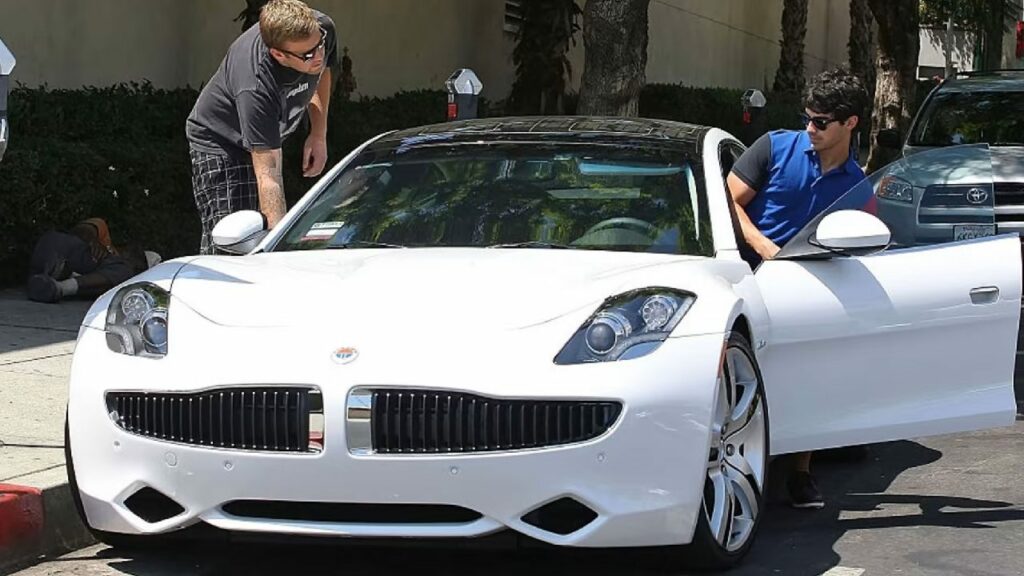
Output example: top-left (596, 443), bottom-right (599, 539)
top-left (9, 419), bottom-right (1024, 576)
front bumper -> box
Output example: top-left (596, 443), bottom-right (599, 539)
top-left (68, 321), bottom-right (726, 548)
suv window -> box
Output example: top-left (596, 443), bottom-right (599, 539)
top-left (909, 91), bottom-right (1024, 147)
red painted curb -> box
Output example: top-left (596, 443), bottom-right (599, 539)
top-left (0, 484), bottom-right (44, 551)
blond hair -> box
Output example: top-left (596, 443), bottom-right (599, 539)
top-left (259, 0), bottom-right (319, 50)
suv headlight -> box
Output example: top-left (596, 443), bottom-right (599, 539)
top-left (877, 175), bottom-right (914, 203)
top-left (555, 288), bottom-right (695, 365)
top-left (105, 282), bottom-right (170, 358)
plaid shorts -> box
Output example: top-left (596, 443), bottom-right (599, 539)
top-left (189, 147), bottom-right (259, 255)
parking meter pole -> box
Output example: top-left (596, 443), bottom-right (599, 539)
top-left (445, 69), bottom-right (483, 121)
top-left (740, 89), bottom-right (767, 146)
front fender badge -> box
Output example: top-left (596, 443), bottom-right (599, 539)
top-left (331, 347), bottom-right (359, 365)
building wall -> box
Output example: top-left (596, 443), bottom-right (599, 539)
top-left (918, 28), bottom-right (976, 76)
top-left (0, 0), bottom-right (852, 98)
top-left (641, 0), bottom-right (849, 91)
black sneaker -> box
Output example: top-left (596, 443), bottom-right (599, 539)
top-left (787, 471), bottom-right (825, 509)
top-left (26, 274), bottom-right (61, 303)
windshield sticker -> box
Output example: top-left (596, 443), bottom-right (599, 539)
top-left (301, 221), bottom-right (344, 241)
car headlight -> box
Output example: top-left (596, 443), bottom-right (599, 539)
top-left (555, 288), bottom-right (695, 364)
top-left (105, 282), bottom-right (170, 358)
top-left (877, 175), bottom-right (913, 203)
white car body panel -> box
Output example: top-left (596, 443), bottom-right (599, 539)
top-left (757, 235), bottom-right (1021, 454)
top-left (69, 262), bottom-right (729, 546)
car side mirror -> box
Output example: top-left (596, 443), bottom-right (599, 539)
top-left (876, 128), bottom-right (901, 149)
top-left (211, 210), bottom-right (268, 255)
top-left (811, 210), bottom-right (891, 256)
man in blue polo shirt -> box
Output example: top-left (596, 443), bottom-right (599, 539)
top-left (728, 67), bottom-right (869, 509)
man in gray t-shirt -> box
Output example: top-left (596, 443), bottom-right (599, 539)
top-left (186, 0), bottom-right (338, 254)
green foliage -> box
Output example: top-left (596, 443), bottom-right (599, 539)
top-left (0, 84), bottom-right (454, 287)
top-left (0, 81), bottom-right (807, 287)
top-left (920, 0), bottom-right (1020, 32)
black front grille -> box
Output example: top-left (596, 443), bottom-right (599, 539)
top-left (108, 387), bottom-right (315, 452)
top-left (370, 389), bottom-right (621, 454)
top-left (920, 186), bottom-right (976, 208)
top-left (995, 182), bottom-right (1024, 205)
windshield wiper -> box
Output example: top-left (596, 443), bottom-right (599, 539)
top-left (327, 240), bottom-right (406, 249)
top-left (487, 241), bottom-right (577, 249)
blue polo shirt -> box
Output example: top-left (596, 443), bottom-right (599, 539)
top-left (733, 130), bottom-right (866, 247)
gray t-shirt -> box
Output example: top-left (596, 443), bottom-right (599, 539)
top-left (186, 12), bottom-right (338, 159)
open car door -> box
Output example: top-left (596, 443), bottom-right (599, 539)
top-left (755, 145), bottom-right (1020, 455)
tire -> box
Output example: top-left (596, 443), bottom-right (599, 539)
top-left (678, 332), bottom-right (770, 570)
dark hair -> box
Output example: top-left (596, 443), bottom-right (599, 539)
top-left (802, 67), bottom-right (868, 122)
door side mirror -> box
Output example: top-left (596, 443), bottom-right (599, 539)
top-left (811, 210), bottom-right (891, 256)
top-left (211, 210), bottom-right (268, 255)
top-left (876, 128), bottom-right (902, 149)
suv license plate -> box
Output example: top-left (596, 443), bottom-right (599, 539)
top-left (954, 224), bottom-right (996, 241)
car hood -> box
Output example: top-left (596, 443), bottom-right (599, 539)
top-left (171, 248), bottom-right (709, 330)
top-left (904, 145), bottom-right (1024, 184)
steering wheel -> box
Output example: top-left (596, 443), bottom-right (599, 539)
top-left (581, 217), bottom-right (660, 239)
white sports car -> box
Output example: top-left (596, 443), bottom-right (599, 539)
top-left (66, 118), bottom-right (1020, 570)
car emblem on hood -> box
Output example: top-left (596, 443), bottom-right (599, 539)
top-left (331, 347), bottom-right (359, 364)
top-left (966, 188), bottom-right (989, 205)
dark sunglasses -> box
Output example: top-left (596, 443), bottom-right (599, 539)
top-left (800, 112), bottom-right (841, 131)
top-left (279, 27), bottom-right (326, 62)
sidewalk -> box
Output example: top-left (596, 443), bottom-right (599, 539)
top-left (0, 289), bottom-right (94, 572)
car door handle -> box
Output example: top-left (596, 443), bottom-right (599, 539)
top-left (970, 286), bottom-right (999, 305)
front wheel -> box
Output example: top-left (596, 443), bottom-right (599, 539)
top-left (680, 332), bottom-right (769, 570)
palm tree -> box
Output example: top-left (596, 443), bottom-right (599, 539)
top-left (773, 0), bottom-right (808, 95)
top-left (508, 0), bottom-right (582, 115)
top-left (577, 0), bottom-right (650, 117)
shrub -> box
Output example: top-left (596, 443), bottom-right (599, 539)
top-left (0, 81), bottom-right (807, 287)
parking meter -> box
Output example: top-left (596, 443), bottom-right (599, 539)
top-left (740, 89), bottom-right (767, 145)
top-left (445, 69), bottom-right (483, 121)
top-left (0, 38), bottom-right (15, 162)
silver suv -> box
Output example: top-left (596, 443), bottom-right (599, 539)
top-left (0, 37), bottom-right (14, 162)
top-left (878, 70), bottom-right (1024, 242)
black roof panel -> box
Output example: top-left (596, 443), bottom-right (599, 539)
top-left (375, 116), bottom-right (709, 152)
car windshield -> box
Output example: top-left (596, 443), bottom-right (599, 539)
top-left (273, 141), bottom-right (714, 256)
top-left (909, 91), bottom-right (1024, 146)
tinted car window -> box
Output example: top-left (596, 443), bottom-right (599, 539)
top-left (910, 91), bottom-right (1024, 147)
top-left (273, 142), bottom-right (714, 256)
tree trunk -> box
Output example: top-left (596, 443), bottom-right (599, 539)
top-left (773, 0), bottom-right (808, 95)
top-left (849, 0), bottom-right (876, 156)
top-left (866, 0), bottom-right (920, 173)
top-left (848, 0), bottom-right (876, 94)
top-left (979, 0), bottom-right (1007, 70)
top-left (577, 0), bottom-right (650, 117)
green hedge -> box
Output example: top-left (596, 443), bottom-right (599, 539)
top-left (0, 82), bottom-right (800, 287)
top-left (0, 84), bottom-right (453, 287)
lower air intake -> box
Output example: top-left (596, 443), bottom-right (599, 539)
top-left (124, 487), bottom-right (185, 523)
top-left (521, 497), bottom-right (598, 535)
top-left (222, 501), bottom-right (482, 524)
